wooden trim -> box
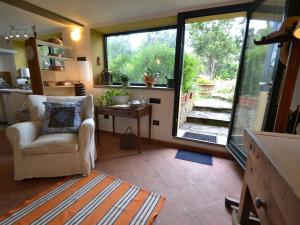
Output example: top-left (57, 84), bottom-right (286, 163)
top-left (98, 130), bottom-right (233, 160)
top-left (274, 38), bottom-right (300, 132)
top-left (25, 38), bottom-right (44, 95)
top-left (0, 0), bottom-right (84, 27)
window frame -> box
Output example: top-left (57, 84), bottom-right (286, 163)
top-left (103, 25), bottom-right (177, 87)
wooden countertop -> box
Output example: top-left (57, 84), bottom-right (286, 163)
top-left (245, 129), bottom-right (300, 200)
top-left (0, 88), bottom-right (32, 94)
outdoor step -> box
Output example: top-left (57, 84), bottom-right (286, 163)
top-left (193, 106), bottom-right (232, 113)
top-left (194, 99), bottom-right (232, 111)
top-left (180, 122), bottom-right (229, 137)
top-left (186, 110), bottom-right (231, 127)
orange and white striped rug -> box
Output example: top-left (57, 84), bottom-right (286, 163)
top-left (0, 171), bottom-right (165, 225)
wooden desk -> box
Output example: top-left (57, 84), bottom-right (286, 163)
top-left (237, 129), bottom-right (300, 225)
top-left (95, 105), bottom-right (152, 153)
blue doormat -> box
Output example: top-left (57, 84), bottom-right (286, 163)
top-left (175, 150), bottom-right (213, 166)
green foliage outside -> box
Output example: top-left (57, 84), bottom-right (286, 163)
top-left (187, 19), bottom-right (243, 81)
top-left (106, 19), bottom-right (276, 98)
top-left (182, 54), bottom-right (203, 93)
top-left (196, 76), bottom-right (213, 85)
top-left (107, 30), bottom-right (176, 84)
top-left (239, 25), bottom-right (273, 97)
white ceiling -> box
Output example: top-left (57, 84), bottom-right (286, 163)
top-left (0, 1), bottom-right (65, 35)
top-left (25, 0), bottom-right (252, 28)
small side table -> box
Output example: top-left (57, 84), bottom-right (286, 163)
top-left (94, 104), bottom-right (152, 153)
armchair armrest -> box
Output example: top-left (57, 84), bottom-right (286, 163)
top-left (79, 118), bottom-right (97, 167)
top-left (6, 121), bottom-right (41, 152)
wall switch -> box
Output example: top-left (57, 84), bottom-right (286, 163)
top-left (149, 98), bottom-right (161, 104)
top-left (153, 120), bottom-right (160, 126)
top-left (104, 115), bottom-right (109, 119)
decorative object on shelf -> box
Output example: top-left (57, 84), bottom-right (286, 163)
top-left (95, 88), bottom-right (129, 106)
top-left (43, 81), bottom-right (56, 87)
top-left (120, 75), bottom-right (129, 86)
top-left (128, 99), bottom-right (145, 108)
top-left (47, 37), bottom-right (63, 46)
top-left (100, 69), bottom-right (112, 85)
top-left (120, 127), bottom-right (137, 150)
top-left (254, 16), bottom-right (300, 133)
top-left (49, 65), bottom-right (63, 71)
top-left (143, 73), bottom-right (156, 88)
top-left (64, 60), bottom-right (90, 96)
top-left (0, 25), bottom-right (34, 40)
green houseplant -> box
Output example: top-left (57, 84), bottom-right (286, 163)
top-left (95, 88), bottom-right (129, 106)
top-left (120, 75), bottom-right (129, 86)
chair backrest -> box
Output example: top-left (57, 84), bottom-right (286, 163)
top-left (27, 94), bottom-right (94, 121)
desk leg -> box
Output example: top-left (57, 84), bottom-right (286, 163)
top-left (137, 117), bottom-right (141, 154)
top-left (238, 184), bottom-right (252, 225)
top-left (112, 116), bottom-right (115, 136)
top-left (148, 107), bottom-right (152, 143)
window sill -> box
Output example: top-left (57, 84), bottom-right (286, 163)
top-left (93, 84), bottom-right (174, 91)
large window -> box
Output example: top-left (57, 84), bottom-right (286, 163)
top-left (105, 27), bottom-right (177, 85)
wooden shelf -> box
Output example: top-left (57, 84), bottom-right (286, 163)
top-left (36, 40), bottom-right (73, 50)
top-left (44, 85), bottom-right (75, 88)
top-left (40, 55), bottom-right (74, 61)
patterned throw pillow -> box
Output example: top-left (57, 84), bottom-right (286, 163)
top-left (41, 101), bottom-right (82, 134)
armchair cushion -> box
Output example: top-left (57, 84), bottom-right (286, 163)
top-left (27, 95), bottom-right (94, 121)
top-left (41, 101), bottom-right (82, 134)
top-left (23, 133), bottom-right (78, 156)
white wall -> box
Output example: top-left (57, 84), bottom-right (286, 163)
top-left (88, 87), bottom-right (226, 153)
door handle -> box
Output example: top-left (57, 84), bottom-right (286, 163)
top-left (259, 82), bottom-right (273, 87)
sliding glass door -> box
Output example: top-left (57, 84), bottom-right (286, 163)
top-left (226, 0), bottom-right (287, 167)
top-left (172, 3), bottom-right (254, 142)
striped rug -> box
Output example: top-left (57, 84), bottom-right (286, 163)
top-left (0, 171), bottom-right (165, 225)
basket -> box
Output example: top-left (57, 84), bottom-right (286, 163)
top-left (120, 127), bottom-right (137, 150)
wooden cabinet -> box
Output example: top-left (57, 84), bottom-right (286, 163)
top-left (25, 38), bottom-right (75, 95)
top-left (237, 129), bottom-right (300, 225)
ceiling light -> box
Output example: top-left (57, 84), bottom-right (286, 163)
top-left (71, 28), bottom-right (81, 42)
top-left (1, 26), bottom-right (34, 40)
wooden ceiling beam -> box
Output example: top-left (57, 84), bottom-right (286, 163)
top-left (0, 0), bottom-right (84, 27)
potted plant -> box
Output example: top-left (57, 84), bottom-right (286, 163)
top-left (95, 88), bottom-right (129, 106)
top-left (196, 76), bottom-right (215, 97)
top-left (120, 75), bottom-right (129, 87)
top-left (143, 68), bottom-right (156, 88)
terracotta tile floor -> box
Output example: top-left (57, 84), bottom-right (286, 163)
top-left (0, 132), bottom-right (243, 225)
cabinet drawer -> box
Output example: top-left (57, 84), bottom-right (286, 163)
top-left (244, 136), bottom-right (290, 225)
top-left (116, 110), bottom-right (137, 117)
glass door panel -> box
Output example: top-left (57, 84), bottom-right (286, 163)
top-left (227, 0), bottom-right (287, 167)
top-left (176, 12), bottom-right (246, 145)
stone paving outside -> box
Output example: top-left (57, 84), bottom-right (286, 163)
top-left (178, 98), bottom-right (233, 145)
top-left (194, 98), bottom-right (232, 109)
top-left (187, 111), bottom-right (231, 122)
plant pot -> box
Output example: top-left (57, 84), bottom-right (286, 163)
top-left (198, 84), bottom-right (215, 97)
top-left (146, 83), bottom-right (154, 88)
top-left (122, 81), bottom-right (129, 87)
top-left (111, 95), bottom-right (129, 104)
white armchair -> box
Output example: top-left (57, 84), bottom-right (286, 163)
top-left (6, 94), bottom-right (97, 180)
